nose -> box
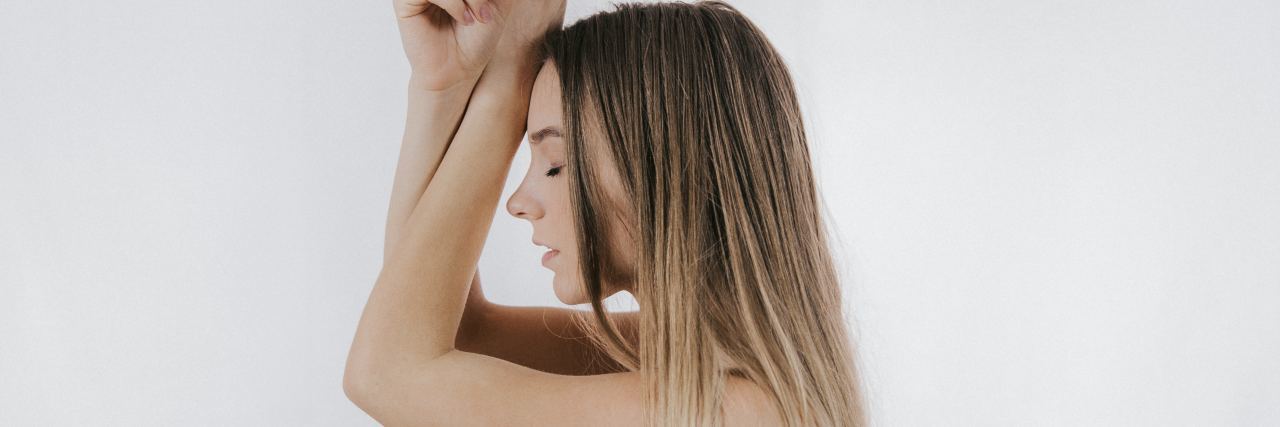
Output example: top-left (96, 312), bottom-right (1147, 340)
top-left (506, 184), bottom-right (543, 221)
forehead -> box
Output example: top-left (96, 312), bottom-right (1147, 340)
top-left (526, 62), bottom-right (562, 140)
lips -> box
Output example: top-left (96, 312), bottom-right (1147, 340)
top-left (541, 249), bottom-right (560, 265)
top-left (534, 238), bottom-right (559, 266)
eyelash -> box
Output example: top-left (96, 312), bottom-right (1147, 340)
top-left (545, 165), bottom-right (563, 177)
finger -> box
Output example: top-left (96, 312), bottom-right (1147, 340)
top-left (428, 0), bottom-right (473, 25)
top-left (392, 0), bottom-right (429, 19)
top-left (484, 1), bottom-right (508, 27)
top-left (461, 0), bottom-right (489, 24)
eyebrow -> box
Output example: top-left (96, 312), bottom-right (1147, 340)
top-left (528, 126), bottom-right (563, 145)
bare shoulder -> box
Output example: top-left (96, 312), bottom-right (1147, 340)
top-left (723, 375), bottom-right (784, 426)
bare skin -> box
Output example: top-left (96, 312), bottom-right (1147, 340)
top-left (343, 0), bottom-right (778, 424)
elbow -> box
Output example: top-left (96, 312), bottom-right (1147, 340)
top-left (342, 359), bottom-right (454, 427)
top-left (343, 365), bottom-right (371, 407)
top-left (341, 370), bottom-right (395, 425)
top-left (343, 350), bottom-right (385, 408)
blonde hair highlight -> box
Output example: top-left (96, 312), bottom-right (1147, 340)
top-left (544, 2), bottom-right (867, 425)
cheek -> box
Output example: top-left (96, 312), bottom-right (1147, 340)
top-left (545, 183), bottom-right (574, 246)
top-left (545, 178), bottom-right (570, 212)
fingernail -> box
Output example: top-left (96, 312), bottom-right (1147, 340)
top-left (463, 8), bottom-right (475, 25)
top-left (479, 3), bottom-right (494, 23)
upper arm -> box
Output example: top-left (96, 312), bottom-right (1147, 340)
top-left (346, 350), bottom-right (645, 426)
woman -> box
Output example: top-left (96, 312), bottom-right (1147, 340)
top-left (343, 1), bottom-right (867, 425)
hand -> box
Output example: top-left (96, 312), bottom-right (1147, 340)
top-left (429, 0), bottom-right (563, 160)
top-left (393, 0), bottom-right (505, 91)
top-left (483, 0), bottom-right (567, 75)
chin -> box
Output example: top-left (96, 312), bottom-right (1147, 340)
top-left (552, 273), bottom-right (599, 305)
top-left (553, 282), bottom-right (589, 305)
top-left (553, 277), bottom-right (627, 306)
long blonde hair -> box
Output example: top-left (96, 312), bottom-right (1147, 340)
top-left (543, 2), bottom-right (866, 425)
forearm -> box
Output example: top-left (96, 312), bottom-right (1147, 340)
top-left (452, 58), bottom-right (539, 343)
top-left (348, 62), bottom-right (535, 375)
top-left (382, 74), bottom-right (480, 262)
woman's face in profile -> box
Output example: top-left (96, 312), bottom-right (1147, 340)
top-left (506, 61), bottom-right (635, 305)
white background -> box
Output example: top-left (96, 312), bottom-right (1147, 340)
top-left (2, 0), bottom-right (1277, 425)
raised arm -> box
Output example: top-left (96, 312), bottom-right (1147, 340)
top-left (347, 0), bottom-right (511, 374)
top-left (382, 0), bottom-right (502, 261)
top-left (343, 1), bottom-right (642, 425)
top-left (382, 0), bottom-right (498, 368)
top-left (382, 2), bottom-right (499, 350)
top-left (383, 79), bottom-right (469, 262)
top-left (377, 0), bottom-right (630, 379)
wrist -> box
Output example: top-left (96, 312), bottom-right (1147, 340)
top-left (480, 55), bottom-right (540, 97)
top-left (408, 72), bottom-right (481, 97)
top-left (492, 44), bottom-right (541, 78)
top-left (468, 69), bottom-right (535, 120)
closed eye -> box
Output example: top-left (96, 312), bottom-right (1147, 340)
top-left (545, 166), bottom-right (563, 177)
